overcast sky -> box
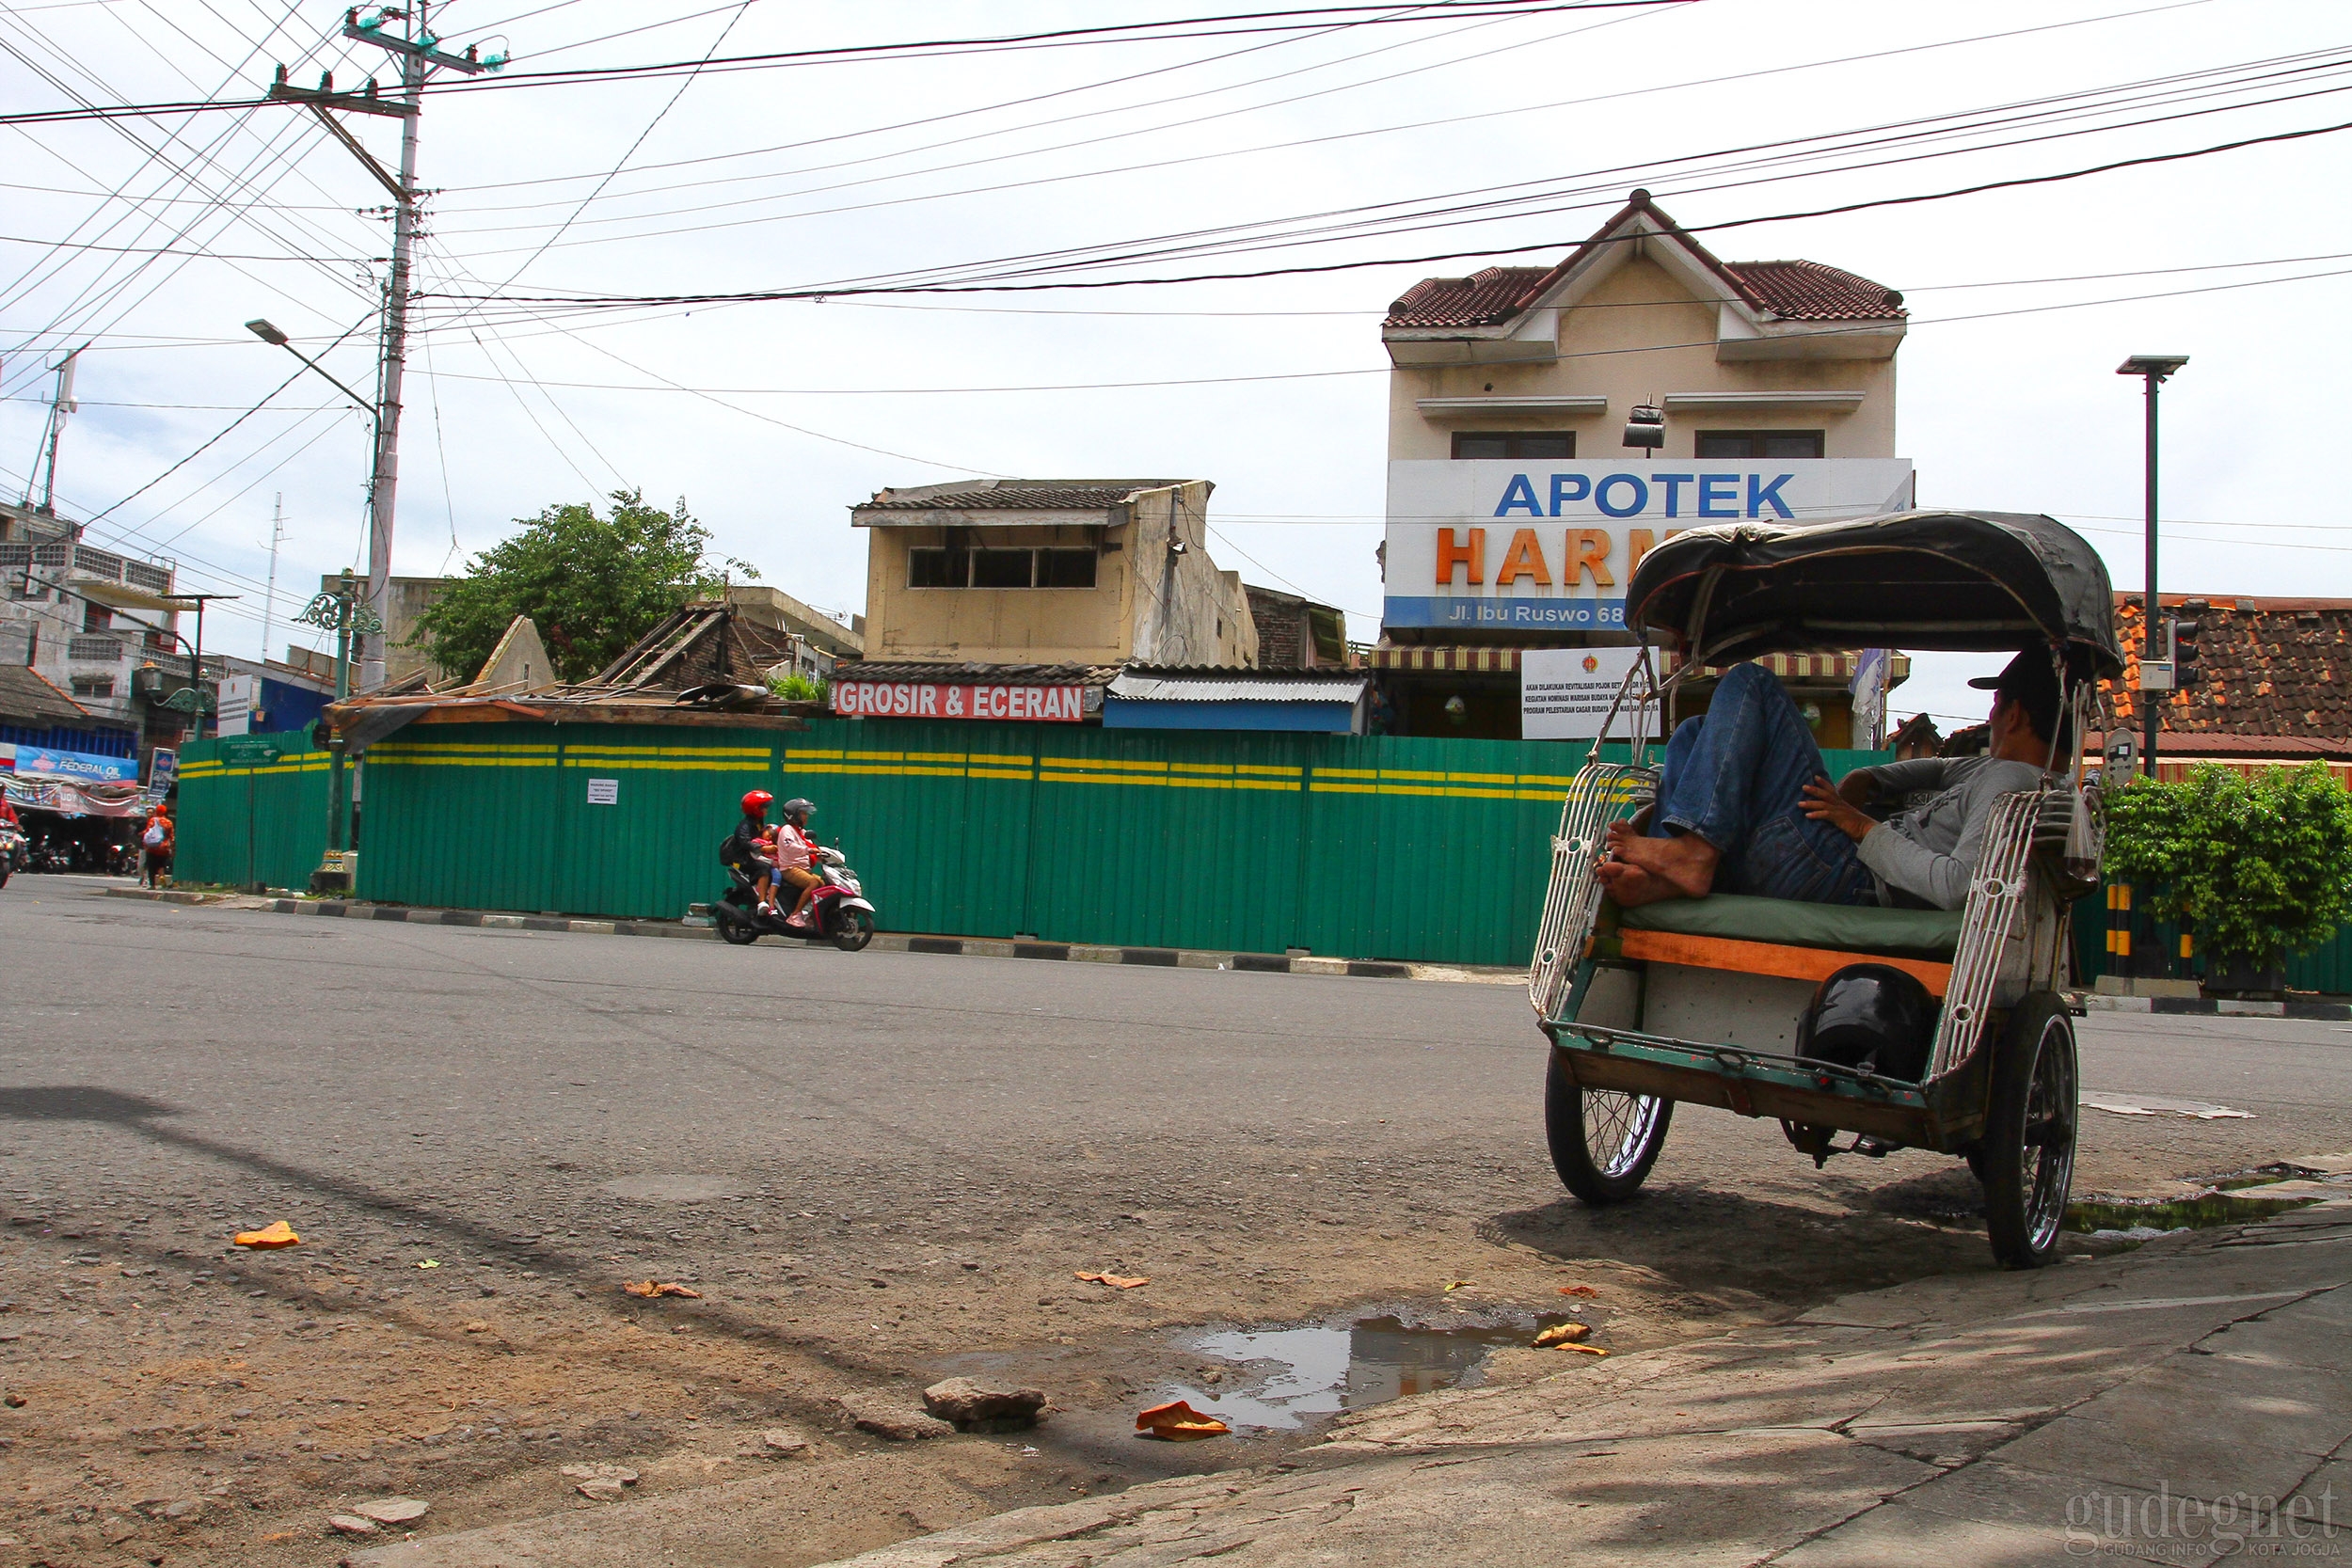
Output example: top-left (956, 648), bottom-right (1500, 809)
top-left (4, 0), bottom-right (2347, 727)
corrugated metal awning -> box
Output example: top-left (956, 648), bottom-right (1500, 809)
top-left (1367, 648), bottom-right (1909, 684)
top-left (1108, 672), bottom-right (1368, 704)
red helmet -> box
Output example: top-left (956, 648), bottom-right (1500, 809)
top-left (741, 790), bottom-right (773, 818)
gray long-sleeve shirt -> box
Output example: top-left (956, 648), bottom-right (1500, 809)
top-left (1853, 755), bottom-right (2044, 911)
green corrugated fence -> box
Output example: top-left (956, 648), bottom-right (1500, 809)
top-left (348, 717), bottom-right (1888, 968)
top-left (174, 730), bottom-right (331, 890)
top-left (2069, 886), bottom-right (2352, 996)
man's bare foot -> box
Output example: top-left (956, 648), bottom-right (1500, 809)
top-left (1594, 859), bottom-right (1684, 908)
top-left (1603, 820), bottom-right (1720, 898)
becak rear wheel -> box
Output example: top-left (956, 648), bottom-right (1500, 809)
top-left (1545, 1049), bottom-right (1672, 1204)
top-left (1981, 992), bottom-right (2079, 1267)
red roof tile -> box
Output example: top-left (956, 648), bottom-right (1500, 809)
top-left (1383, 192), bottom-right (1903, 329)
top-left (2107, 594), bottom-right (2352, 742)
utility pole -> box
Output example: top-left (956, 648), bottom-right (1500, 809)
top-left (269, 6), bottom-right (501, 689)
top-left (294, 570), bottom-right (382, 877)
top-left (262, 493), bottom-right (285, 667)
top-left (26, 347), bottom-right (84, 513)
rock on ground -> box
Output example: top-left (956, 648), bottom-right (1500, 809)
top-left (836, 1391), bottom-right (954, 1442)
top-left (352, 1497), bottom-right (431, 1526)
top-left (922, 1377), bottom-right (1047, 1432)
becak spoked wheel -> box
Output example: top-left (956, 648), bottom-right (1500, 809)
top-left (1981, 992), bottom-right (2080, 1267)
top-left (1545, 1049), bottom-right (1673, 1204)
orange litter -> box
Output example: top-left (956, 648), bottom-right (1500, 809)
top-left (622, 1281), bottom-right (702, 1299)
top-left (1533, 1322), bottom-right (1591, 1348)
top-left (1075, 1272), bottom-right (1150, 1290)
top-left (1135, 1399), bottom-right (1230, 1440)
top-left (232, 1221), bottom-right (300, 1248)
top-left (1557, 1285), bottom-right (1598, 1297)
top-left (1555, 1343), bottom-right (1609, 1356)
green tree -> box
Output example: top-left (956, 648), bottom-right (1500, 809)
top-left (412, 490), bottom-right (754, 683)
top-left (2106, 761), bottom-right (2352, 962)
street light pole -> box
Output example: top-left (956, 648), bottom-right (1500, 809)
top-left (2117, 355), bottom-right (2188, 778)
top-left (294, 570), bottom-right (382, 865)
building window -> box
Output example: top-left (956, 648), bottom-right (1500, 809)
top-left (1695, 430), bottom-right (1824, 459)
top-left (908, 546), bottom-right (966, 588)
top-left (72, 674), bottom-right (116, 699)
top-left (82, 601), bottom-right (113, 633)
top-left (1452, 431), bottom-right (1575, 460)
top-left (1037, 548), bottom-right (1098, 589)
top-left (969, 548), bottom-right (1035, 589)
top-left (909, 545), bottom-right (1097, 589)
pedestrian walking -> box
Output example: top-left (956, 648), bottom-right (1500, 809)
top-left (140, 805), bottom-right (173, 889)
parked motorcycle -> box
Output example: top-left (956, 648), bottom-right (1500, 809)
top-left (711, 844), bottom-right (877, 952)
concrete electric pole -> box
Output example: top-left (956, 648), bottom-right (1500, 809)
top-left (269, 5), bottom-right (501, 688)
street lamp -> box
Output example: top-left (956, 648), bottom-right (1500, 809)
top-left (2116, 354), bottom-right (2188, 776)
top-left (245, 318), bottom-right (377, 420)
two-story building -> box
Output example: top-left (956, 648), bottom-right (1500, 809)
top-left (1, 499), bottom-right (187, 770)
top-left (1375, 190), bottom-right (1914, 740)
top-left (833, 478), bottom-right (1257, 722)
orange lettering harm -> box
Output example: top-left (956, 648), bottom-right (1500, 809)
top-left (1436, 527), bottom-right (1485, 587)
top-left (1627, 529), bottom-right (1655, 580)
top-left (1567, 528), bottom-right (1614, 589)
top-left (1495, 529), bottom-right (1551, 586)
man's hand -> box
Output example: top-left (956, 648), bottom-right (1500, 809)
top-left (1802, 775), bottom-right (1877, 843)
top-left (1837, 768), bottom-right (1878, 809)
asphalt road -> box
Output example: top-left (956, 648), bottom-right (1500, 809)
top-left (2, 876), bottom-right (2347, 1565)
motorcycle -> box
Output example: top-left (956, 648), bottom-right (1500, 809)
top-left (712, 844), bottom-right (877, 952)
top-left (0, 823), bottom-right (23, 888)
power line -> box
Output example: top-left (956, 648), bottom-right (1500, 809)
top-left (424, 68), bottom-right (2352, 306)
top-left (0, 1), bottom-right (1689, 126)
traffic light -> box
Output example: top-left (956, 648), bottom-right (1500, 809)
top-left (2169, 617), bottom-right (2201, 689)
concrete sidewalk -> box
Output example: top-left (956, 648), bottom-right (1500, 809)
top-left (353, 1196), bottom-right (2350, 1568)
top-left (804, 1201), bottom-right (2351, 1567)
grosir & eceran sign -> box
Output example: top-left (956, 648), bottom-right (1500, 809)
top-left (1383, 459), bottom-right (1914, 630)
top-left (831, 680), bottom-right (1087, 722)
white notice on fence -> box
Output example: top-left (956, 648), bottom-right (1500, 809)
top-left (1522, 647), bottom-right (1643, 741)
top-left (585, 777), bottom-right (619, 805)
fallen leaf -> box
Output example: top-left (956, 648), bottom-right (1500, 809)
top-left (1074, 1272), bottom-right (1149, 1290)
top-left (622, 1281), bottom-right (702, 1299)
top-left (1441, 1279), bottom-right (1471, 1292)
top-left (1533, 1322), bottom-right (1591, 1348)
top-left (415, 1259), bottom-right (440, 1270)
top-left (232, 1221), bottom-right (299, 1249)
top-left (1135, 1399), bottom-right (1230, 1440)
top-left (1557, 1285), bottom-right (1598, 1298)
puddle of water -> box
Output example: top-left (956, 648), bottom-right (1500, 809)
top-left (1158, 1313), bottom-right (1564, 1432)
top-left (2065, 1188), bottom-right (2320, 1235)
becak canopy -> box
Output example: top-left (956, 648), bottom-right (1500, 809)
top-left (1623, 511), bottom-right (2123, 678)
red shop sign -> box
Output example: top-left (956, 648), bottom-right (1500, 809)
top-left (831, 680), bottom-right (1086, 722)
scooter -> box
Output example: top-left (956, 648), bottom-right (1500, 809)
top-left (712, 845), bottom-right (877, 952)
top-left (0, 823), bottom-right (24, 889)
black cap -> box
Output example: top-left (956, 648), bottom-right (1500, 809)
top-left (1968, 649), bottom-right (2063, 741)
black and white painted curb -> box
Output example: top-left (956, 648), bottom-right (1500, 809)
top-left (100, 886), bottom-right (1520, 987)
top-left (2077, 991), bottom-right (2352, 1021)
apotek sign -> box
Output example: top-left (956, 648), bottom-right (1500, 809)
top-left (832, 680), bottom-right (1087, 722)
top-left (1384, 458), bottom-right (1914, 630)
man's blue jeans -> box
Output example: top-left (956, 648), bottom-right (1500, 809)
top-left (1648, 662), bottom-right (1876, 906)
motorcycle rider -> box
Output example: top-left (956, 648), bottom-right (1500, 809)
top-left (723, 790), bottom-right (778, 913)
top-left (773, 798), bottom-right (822, 930)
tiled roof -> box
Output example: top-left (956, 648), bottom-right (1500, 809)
top-left (0, 663), bottom-right (89, 725)
top-left (2106, 594), bottom-right (2352, 740)
top-left (858, 480), bottom-right (1190, 512)
top-left (832, 660), bottom-right (1120, 688)
top-left (1722, 260), bottom-right (1907, 322)
top-left (1382, 192), bottom-right (1903, 329)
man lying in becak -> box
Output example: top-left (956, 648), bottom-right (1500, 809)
top-left (1595, 649), bottom-right (2065, 912)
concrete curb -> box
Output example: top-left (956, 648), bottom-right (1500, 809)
top-left (98, 885), bottom-right (1524, 989)
top-left (2076, 990), bottom-right (2352, 1021)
